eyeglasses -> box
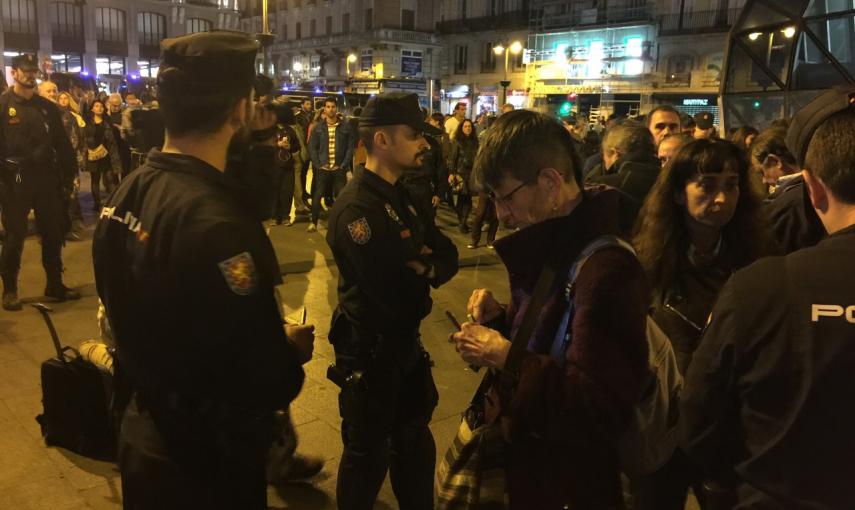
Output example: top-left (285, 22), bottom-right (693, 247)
top-left (488, 180), bottom-right (530, 206)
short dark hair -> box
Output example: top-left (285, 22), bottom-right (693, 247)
top-left (323, 97), bottom-right (337, 107)
top-left (602, 120), bottom-right (655, 160)
top-left (301, 97), bottom-right (312, 104)
top-left (646, 105), bottom-right (681, 127)
top-left (805, 107), bottom-right (855, 203)
top-left (750, 128), bottom-right (796, 166)
top-left (157, 67), bottom-right (251, 136)
top-left (430, 112), bottom-right (444, 124)
top-left (475, 109), bottom-right (584, 190)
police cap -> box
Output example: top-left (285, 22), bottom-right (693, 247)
top-left (11, 54), bottom-right (38, 72)
top-left (693, 111), bottom-right (714, 130)
top-left (359, 93), bottom-right (442, 135)
top-left (786, 86), bottom-right (855, 166)
top-left (160, 30), bottom-right (258, 92)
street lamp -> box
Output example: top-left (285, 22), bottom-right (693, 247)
top-left (256, 0), bottom-right (274, 75)
top-left (346, 53), bottom-right (357, 78)
top-left (493, 40), bottom-right (523, 107)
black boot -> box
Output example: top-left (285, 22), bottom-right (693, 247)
top-left (44, 283), bottom-right (81, 302)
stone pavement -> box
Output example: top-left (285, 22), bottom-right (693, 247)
top-left (0, 191), bottom-right (510, 509)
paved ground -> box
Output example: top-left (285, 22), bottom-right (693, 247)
top-left (0, 183), bottom-right (510, 509)
top-left (0, 182), bottom-right (699, 509)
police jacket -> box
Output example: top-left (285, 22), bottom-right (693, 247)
top-left (308, 118), bottom-right (354, 172)
top-left (765, 174), bottom-right (825, 254)
top-left (680, 224), bottom-right (855, 509)
top-left (93, 148), bottom-right (305, 414)
top-left (0, 90), bottom-right (76, 185)
top-left (326, 166), bottom-right (458, 352)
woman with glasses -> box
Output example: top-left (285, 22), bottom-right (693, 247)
top-left (449, 119), bottom-right (479, 234)
top-left (630, 138), bottom-right (774, 509)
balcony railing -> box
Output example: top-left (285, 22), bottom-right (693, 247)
top-left (533, 4), bottom-right (654, 32)
top-left (659, 8), bottom-right (741, 35)
top-left (273, 27), bottom-right (438, 49)
top-left (436, 11), bottom-right (527, 34)
top-left (186, 0), bottom-right (219, 7)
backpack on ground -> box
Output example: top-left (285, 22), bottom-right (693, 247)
top-left (549, 235), bottom-right (683, 477)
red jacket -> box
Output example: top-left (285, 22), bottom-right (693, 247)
top-left (489, 187), bottom-right (650, 509)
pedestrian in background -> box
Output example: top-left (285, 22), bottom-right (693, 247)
top-left (84, 99), bottom-right (122, 211)
top-left (449, 118), bottom-right (478, 233)
top-left (307, 97), bottom-right (354, 232)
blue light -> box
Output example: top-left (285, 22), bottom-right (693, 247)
top-left (130, 74), bottom-right (140, 81)
top-left (80, 70), bottom-right (89, 76)
top-left (314, 87), bottom-right (322, 93)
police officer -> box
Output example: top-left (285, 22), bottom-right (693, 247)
top-left (92, 31), bottom-right (314, 509)
top-left (326, 92), bottom-right (459, 509)
top-left (0, 54), bottom-right (79, 311)
top-left (679, 86), bottom-right (855, 509)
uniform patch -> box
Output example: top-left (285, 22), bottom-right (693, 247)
top-left (400, 229), bottom-right (411, 239)
top-left (347, 217), bottom-right (372, 245)
top-left (384, 203), bottom-right (401, 224)
top-left (8, 107), bottom-right (16, 117)
top-left (218, 252), bottom-right (257, 296)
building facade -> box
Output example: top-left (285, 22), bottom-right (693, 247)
top-left (437, 0), bottom-right (528, 116)
top-left (241, 0), bottom-right (442, 106)
top-left (1, 0), bottom-right (241, 90)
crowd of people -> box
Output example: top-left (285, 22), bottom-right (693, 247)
top-left (2, 29), bottom-right (855, 510)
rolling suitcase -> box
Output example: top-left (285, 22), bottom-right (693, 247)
top-left (33, 303), bottom-right (117, 461)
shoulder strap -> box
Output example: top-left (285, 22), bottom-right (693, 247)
top-left (503, 260), bottom-right (559, 376)
top-left (548, 235), bottom-right (636, 363)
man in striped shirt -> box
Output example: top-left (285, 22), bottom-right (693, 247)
top-left (307, 97), bottom-right (354, 232)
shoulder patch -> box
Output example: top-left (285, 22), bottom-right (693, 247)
top-left (347, 217), bottom-right (372, 245)
top-left (8, 107), bottom-right (17, 117)
top-left (218, 251), bottom-right (258, 296)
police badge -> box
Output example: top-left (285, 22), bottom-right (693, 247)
top-left (217, 251), bottom-right (258, 296)
top-left (347, 217), bottom-right (372, 245)
top-left (384, 203), bottom-right (401, 224)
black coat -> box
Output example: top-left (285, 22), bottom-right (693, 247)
top-left (765, 174), bottom-right (825, 254)
top-left (587, 154), bottom-right (661, 234)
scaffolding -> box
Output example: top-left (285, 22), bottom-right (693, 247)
top-left (524, 0), bottom-right (656, 121)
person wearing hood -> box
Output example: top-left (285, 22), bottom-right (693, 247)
top-left (587, 120), bottom-right (661, 234)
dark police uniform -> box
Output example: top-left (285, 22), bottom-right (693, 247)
top-left (326, 93), bottom-right (458, 510)
top-left (92, 32), bottom-right (305, 509)
top-left (0, 54), bottom-right (77, 304)
top-left (680, 87), bottom-right (855, 510)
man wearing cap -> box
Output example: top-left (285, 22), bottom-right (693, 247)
top-left (325, 92), bottom-right (458, 509)
top-left (679, 86), bottom-right (855, 509)
top-left (692, 111), bottom-right (716, 139)
top-left (0, 54), bottom-right (79, 310)
top-left (92, 31), bottom-right (313, 508)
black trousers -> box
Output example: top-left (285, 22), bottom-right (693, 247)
top-left (471, 192), bottom-right (499, 245)
top-left (455, 192), bottom-right (473, 228)
top-left (300, 159), bottom-right (311, 202)
top-left (0, 173), bottom-right (64, 290)
top-left (311, 169), bottom-right (345, 225)
top-left (335, 349), bottom-right (438, 510)
top-left (88, 157), bottom-right (118, 209)
top-left (272, 166), bottom-right (296, 223)
top-left (119, 394), bottom-right (273, 510)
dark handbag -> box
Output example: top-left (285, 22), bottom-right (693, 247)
top-left (436, 262), bottom-right (560, 509)
top-left (33, 304), bottom-right (117, 462)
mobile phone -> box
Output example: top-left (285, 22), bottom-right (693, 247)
top-left (446, 310), bottom-right (481, 373)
